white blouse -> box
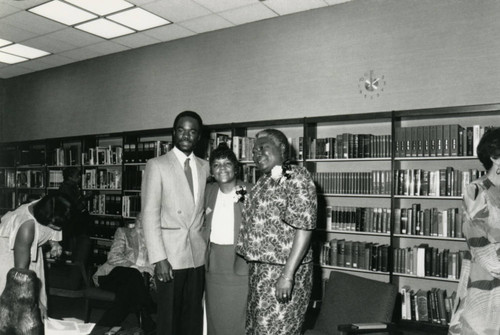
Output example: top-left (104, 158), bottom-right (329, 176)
top-left (210, 189), bottom-right (235, 245)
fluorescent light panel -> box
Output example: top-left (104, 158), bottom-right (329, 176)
top-left (28, 0), bottom-right (98, 26)
top-left (107, 7), bottom-right (171, 31)
top-left (75, 18), bottom-right (135, 39)
top-left (0, 38), bottom-right (12, 48)
top-left (0, 51), bottom-right (27, 64)
top-left (0, 44), bottom-right (50, 59)
top-left (65, 0), bottom-right (134, 16)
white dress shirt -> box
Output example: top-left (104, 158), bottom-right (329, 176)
top-left (172, 146), bottom-right (199, 204)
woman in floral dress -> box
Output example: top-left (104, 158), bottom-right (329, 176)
top-left (236, 129), bottom-right (317, 335)
top-left (449, 127), bottom-right (500, 334)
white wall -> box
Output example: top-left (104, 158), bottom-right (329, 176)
top-left (2, 0), bottom-right (500, 142)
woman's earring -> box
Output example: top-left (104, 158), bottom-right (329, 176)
top-left (496, 166), bottom-right (500, 175)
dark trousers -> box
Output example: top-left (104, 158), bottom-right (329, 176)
top-left (156, 265), bottom-right (205, 335)
top-left (97, 267), bottom-right (154, 327)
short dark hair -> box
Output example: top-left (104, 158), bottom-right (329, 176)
top-left (33, 193), bottom-right (71, 228)
top-left (255, 129), bottom-right (290, 161)
top-left (477, 127), bottom-right (500, 170)
top-left (209, 143), bottom-right (239, 175)
top-left (173, 111), bottom-right (203, 130)
top-left (62, 167), bottom-right (80, 181)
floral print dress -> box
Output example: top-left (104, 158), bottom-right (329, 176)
top-left (236, 165), bottom-right (317, 335)
top-left (449, 177), bottom-right (500, 335)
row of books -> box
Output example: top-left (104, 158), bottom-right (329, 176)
top-left (324, 206), bottom-right (391, 234)
top-left (394, 205), bottom-right (463, 238)
top-left (123, 141), bottom-right (173, 164)
top-left (18, 148), bottom-right (45, 166)
top-left (86, 194), bottom-right (121, 215)
top-left (394, 124), bottom-right (490, 158)
top-left (319, 240), bottom-right (390, 272)
top-left (308, 134), bottom-right (392, 159)
top-left (208, 133), bottom-right (232, 160)
top-left (123, 167), bottom-right (145, 190)
top-left (122, 195), bottom-right (140, 218)
top-left (48, 170), bottom-right (64, 188)
top-left (401, 286), bottom-right (456, 326)
top-left (393, 245), bottom-right (466, 280)
top-left (90, 217), bottom-right (122, 240)
top-left (0, 169), bottom-right (15, 187)
top-left (82, 168), bottom-right (122, 189)
top-left (239, 165), bottom-right (261, 184)
top-left (81, 146), bottom-right (123, 165)
top-left (394, 168), bottom-right (484, 197)
top-left (16, 170), bottom-right (44, 188)
top-left (49, 146), bottom-right (80, 166)
top-left (311, 170), bottom-right (392, 195)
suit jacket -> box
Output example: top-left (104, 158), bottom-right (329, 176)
top-left (142, 150), bottom-right (210, 269)
top-left (92, 227), bottom-right (153, 286)
top-left (204, 181), bottom-right (252, 276)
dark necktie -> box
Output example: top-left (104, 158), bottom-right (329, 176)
top-left (184, 158), bottom-right (194, 196)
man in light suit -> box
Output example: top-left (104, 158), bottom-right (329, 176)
top-left (142, 111), bottom-right (210, 335)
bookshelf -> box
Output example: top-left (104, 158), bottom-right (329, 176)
top-left (305, 113), bottom-right (393, 291)
top-left (1, 103), bottom-right (500, 328)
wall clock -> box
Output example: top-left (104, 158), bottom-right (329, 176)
top-left (359, 70), bottom-right (385, 99)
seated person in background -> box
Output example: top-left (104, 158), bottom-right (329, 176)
top-left (0, 268), bottom-right (43, 335)
top-left (0, 194), bottom-right (71, 320)
top-left (93, 213), bottom-right (156, 333)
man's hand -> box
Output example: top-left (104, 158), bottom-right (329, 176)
top-left (155, 259), bottom-right (174, 282)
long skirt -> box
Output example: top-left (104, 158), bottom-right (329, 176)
top-left (246, 262), bottom-right (313, 335)
top-left (206, 244), bottom-right (248, 335)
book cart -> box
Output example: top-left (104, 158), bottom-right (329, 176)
top-left (1, 103), bottom-right (500, 332)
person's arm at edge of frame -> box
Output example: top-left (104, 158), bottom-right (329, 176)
top-left (13, 220), bottom-right (36, 269)
top-left (141, 159), bottom-right (174, 282)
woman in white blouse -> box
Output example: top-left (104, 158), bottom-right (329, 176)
top-left (204, 143), bottom-right (252, 335)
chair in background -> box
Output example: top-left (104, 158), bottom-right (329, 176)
top-left (304, 271), bottom-right (400, 335)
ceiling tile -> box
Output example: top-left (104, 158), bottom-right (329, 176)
top-left (324, 0), bottom-right (352, 5)
top-left (142, 0), bottom-right (211, 22)
top-left (15, 58), bottom-right (56, 72)
top-left (7, 0), bottom-right (48, 10)
top-left (193, 0), bottom-right (260, 13)
top-left (142, 24), bottom-right (196, 42)
top-left (127, 0), bottom-right (158, 5)
top-left (219, 3), bottom-right (277, 26)
top-left (85, 41), bottom-right (130, 56)
top-left (59, 47), bottom-right (104, 61)
top-left (36, 54), bottom-right (75, 66)
top-left (263, 0), bottom-right (329, 15)
top-left (0, 64), bottom-right (33, 78)
top-left (22, 35), bottom-right (78, 53)
top-left (113, 32), bottom-right (162, 48)
top-left (1, 11), bottom-right (66, 35)
top-left (48, 28), bottom-right (103, 48)
top-left (0, 3), bottom-right (20, 18)
top-left (178, 14), bottom-right (233, 34)
top-left (0, 22), bottom-right (38, 42)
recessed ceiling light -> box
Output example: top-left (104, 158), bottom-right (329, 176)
top-left (75, 18), bottom-right (135, 39)
top-left (107, 7), bottom-right (171, 31)
top-left (65, 0), bottom-right (134, 16)
top-left (0, 38), bottom-right (12, 48)
top-left (0, 44), bottom-right (50, 59)
top-left (0, 51), bottom-right (27, 64)
top-left (28, 0), bottom-right (97, 26)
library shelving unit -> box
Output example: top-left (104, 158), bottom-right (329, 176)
top-left (15, 140), bottom-right (47, 206)
top-left (1, 103), bottom-right (500, 330)
top-left (304, 112), bottom-right (394, 286)
top-left (0, 143), bottom-right (18, 215)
